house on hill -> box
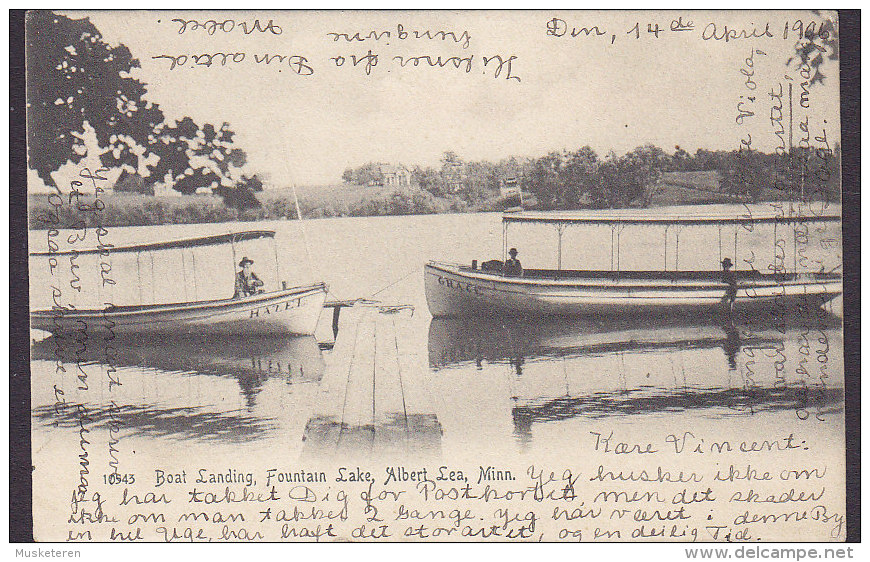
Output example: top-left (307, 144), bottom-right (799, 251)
top-left (441, 160), bottom-right (465, 193)
top-left (370, 163), bottom-right (411, 187)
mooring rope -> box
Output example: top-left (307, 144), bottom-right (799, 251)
top-left (369, 267), bottom-right (418, 299)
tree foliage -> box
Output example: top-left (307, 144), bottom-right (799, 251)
top-left (26, 10), bottom-right (258, 204)
top-left (341, 162), bottom-right (384, 185)
top-left (25, 11), bottom-right (162, 186)
top-left (395, 142), bottom-right (840, 210)
top-left (150, 119), bottom-right (244, 194)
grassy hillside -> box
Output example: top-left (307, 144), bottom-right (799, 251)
top-left (263, 183), bottom-right (468, 218)
top-left (647, 171), bottom-right (735, 206)
top-left (649, 171), bottom-right (839, 206)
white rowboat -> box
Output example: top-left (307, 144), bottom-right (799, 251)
top-left (30, 231), bottom-right (328, 335)
top-left (31, 282), bottom-right (327, 336)
top-left (425, 263), bottom-right (840, 316)
top-left (425, 208), bottom-right (842, 317)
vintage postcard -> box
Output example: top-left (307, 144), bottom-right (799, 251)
top-left (22, 9), bottom-right (848, 543)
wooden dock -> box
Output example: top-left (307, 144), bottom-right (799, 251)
top-left (302, 305), bottom-right (441, 460)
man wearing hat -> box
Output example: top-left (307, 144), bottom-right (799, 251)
top-left (234, 256), bottom-right (265, 298)
top-left (504, 247), bottom-right (523, 277)
top-left (720, 257), bottom-right (737, 312)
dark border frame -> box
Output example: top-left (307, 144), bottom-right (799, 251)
top-left (8, 8), bottom-right (861, 543)
top-left (839, 8), bottom-right (860, 544)
top-left (10, 7), bottom-right (33, 543)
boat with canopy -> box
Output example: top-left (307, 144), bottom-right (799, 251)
top-left (30, 230), bottom-right (327, 335)
top-left (425, 207), bottom-right (842, 317)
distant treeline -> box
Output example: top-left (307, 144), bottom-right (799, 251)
top-left (27, 188), bottom-right (463, 230)
top-left (343, 144), bottom-right (842, 210)
top-left (29, 144), bottom-right (841, 230)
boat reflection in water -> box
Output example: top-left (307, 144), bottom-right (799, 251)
top-left (31, 333), bottom-right (325, 442)
top-left (428, 310), bottom-right (843, 447)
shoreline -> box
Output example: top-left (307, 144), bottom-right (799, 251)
top-left (27, 188), bottom-right (840, 231)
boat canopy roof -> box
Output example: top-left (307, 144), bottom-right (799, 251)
top-left (29, 230), bottom-right (275, 257)
top-left (503, 207), bottom-right (841, 226)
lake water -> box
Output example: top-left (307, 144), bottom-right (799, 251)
top-left (28, 205), bottom-right (846, 540)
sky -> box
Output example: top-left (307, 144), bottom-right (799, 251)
top-left (45, 9), bottom-right (842, 188)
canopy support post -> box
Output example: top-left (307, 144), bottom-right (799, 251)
top-left (191, 251), bottom-right (199, 301)
top-left (793, 221), bottom-right (798, 274)
top-left (674, 227), bottom-right (681, 271)
top-left (734, 228), bottom-right (739, 269)
top-left (502, 221), bottom-right (508, 275)
top-left (149, 252), bottom-right (156, 305)
top-left (773, 221), bottom-right (778, 272)
top-left (136, 251), bottom-right (143, 305)
top-left (610, 225), bottom-right (616, 272)
top-left (273, 236), bottom-right (281, 290)
top-left (556, 223), bottom-right (565, 274)
top-left (230, 233), bottom-right (238, 284)
top-left (616, 224), bottom-right (623, 274)
top-left (663, 225), bottom-right (670, 272)
top-left (717, 225), bottom-right (723, 267)
top-left (181, 249), bottom-right (189, 302)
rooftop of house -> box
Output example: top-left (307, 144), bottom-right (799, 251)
top-left (376, 163), bottom-right (410, 175)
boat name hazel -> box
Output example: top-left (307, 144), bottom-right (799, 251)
top-left (249, 297), bottom-right (304, 318)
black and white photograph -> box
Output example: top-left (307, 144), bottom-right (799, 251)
top-left (14, 9), bottom-right (854, 544)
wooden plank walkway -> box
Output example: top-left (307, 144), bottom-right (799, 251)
top-left (302, 305), bottom-right (441, 461)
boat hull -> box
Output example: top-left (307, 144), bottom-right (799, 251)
top-left (31, 283), bottom-right (328, 336)
top-left (425, 262), bottom-right (841, 317)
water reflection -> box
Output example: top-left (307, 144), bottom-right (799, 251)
top-left (429, 310), bottom-right (839, 370)
top-left (31, 402), bottom-right (274, 443)
top-left (31, 334), bottom-right (325, 442)
top-left (30, 307), bottom-right (842, 454)
top-left (428, 311), bottom-right (843, 447)
top-left (33, 334), bottom-right (324, 402)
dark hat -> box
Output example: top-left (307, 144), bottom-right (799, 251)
top-left (239, 257), bottom-right (254, 267)
top-left (721, 257), bottom-right (733, 268)
top-left (509, 247), bottom-right (518, 256)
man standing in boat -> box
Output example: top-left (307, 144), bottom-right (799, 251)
top-left (234, 257), bottom-right (265, 298)
top-left (720, 257), bottom-right (737, 312)
top-left (504, 247), bottom-right (523, 277)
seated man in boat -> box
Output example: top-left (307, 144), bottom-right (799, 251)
top-left (234, 256), bottom-right (265, 298)
top-left (504, 247), bottom-right (523, 277)
top-left (720, 257), bottom-right (737, 311)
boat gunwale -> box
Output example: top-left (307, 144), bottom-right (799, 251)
top-left (30, 282), bottom-right (327, 318)
top-left (425, 261), bottom-right (842, 289)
